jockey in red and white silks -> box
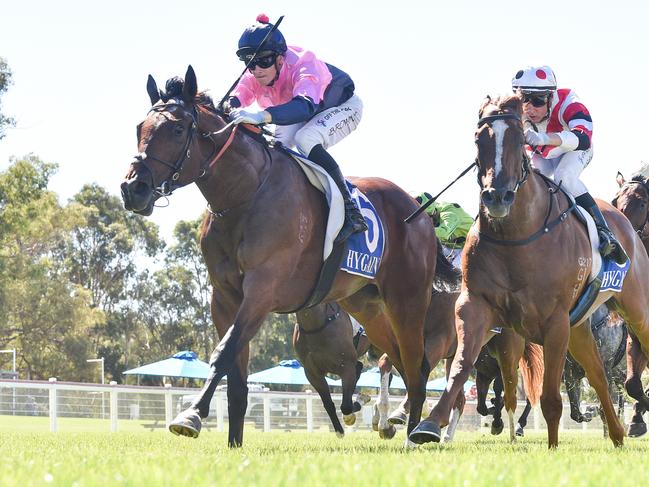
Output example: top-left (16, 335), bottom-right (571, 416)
top-left (527, 87), bottom-right (593, 197)
top-left (512, 65), bottom-right (627, 264)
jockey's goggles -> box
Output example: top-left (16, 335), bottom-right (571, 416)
top-left (522, 94), bottom-right (549, 108)
top-left (240, 53), bottom-right (277, 70)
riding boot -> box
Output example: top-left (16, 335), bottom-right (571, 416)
top-left (307, 144), bottom-right (368, 244)
top-left (576, 193), bottom-right (628, 264)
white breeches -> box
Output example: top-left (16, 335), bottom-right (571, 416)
top-left (274, 95), bottom-right (363, 155)
top-left (531, 148), bottom-right (593, 197)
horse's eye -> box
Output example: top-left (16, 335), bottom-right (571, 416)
top-left (173, 125), bottom-right (184, 136)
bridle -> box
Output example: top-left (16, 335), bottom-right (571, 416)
top-left (618, 180), bottom-right (649, 237)
top-left (475, 111), bottom-right (531, 193)
top-left (132, 101), bottom-right (236, 197)
top-left (475, 110), bottom-right (577, 246)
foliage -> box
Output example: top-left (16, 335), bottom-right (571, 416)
top-left (0, 57), bottom-right (15, 140)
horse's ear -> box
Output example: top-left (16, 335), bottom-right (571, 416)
top-left (183, 65), bottom-right (198, 103)
top-left (147, 75), bottom-right (160, 105)
top-left (478, 95), bottom-right (492, 118)
top-left (616, 171), bottom-right (626, 187)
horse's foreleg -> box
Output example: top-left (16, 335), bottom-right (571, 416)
top-left (625, 334), bottom-right (649, 410)
top-left (443, 358), bottom-right (466, 443)
top-left (339, 360), bottom-right (360, 426)
top-left (540, 318), bottom-right (570, 449)
top-left (568, 322), bottom-right (624, 447)
top-left (304, 368), bottom-right (345, 437)
top-left (410, 293), bottom-right (493, 444)
top-left (490, 374), bottom-right (505, 435)
top-left (624, 333), bottom-right (649, 437)
top-left (475, 371), bottom-right (492, 416)
top-left (374, 354), bottom-right (396, 439)
top-left (516, 399), bottom-right (532, 437)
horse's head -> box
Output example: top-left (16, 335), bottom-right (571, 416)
top-left (121, 65), bottom-right (218, 216)
top-left (475, 94), bottom-right (528, 219)
top-left (612, 172), bottom-right (649, 231)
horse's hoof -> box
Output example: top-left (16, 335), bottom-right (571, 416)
top-left (491, 418), bottom-right (504, 436)
top-left (343, 413), bottom-right (357, 426)
top-left (515, 426), bottom-right (525, 437)
top-left (169, 409), bottom-right (202, 438)
top-left (379, 425), bottom-right (397, 440)
top-left (335, 430), bottom-right (345, 438)
top-left (628, 422), bottom-right (648, 438)
top-left (408, 420), bottom-right (441, 444)
top-left (388, 410), bottom-right (407, 426)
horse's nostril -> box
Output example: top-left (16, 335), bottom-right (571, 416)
top-left (481, 189), bottom-right (495, 204)
top-left (503, 191), bottom-right (516, 205)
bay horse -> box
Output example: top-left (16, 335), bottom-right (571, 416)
top-left (612, 173), bottom-right (649, 436)
top-left (294, 302), bottom-right (371, 435)
top-left (411, 93), bottom-right (649, 448)
top-left (121, 66), bottom-right (455, 447)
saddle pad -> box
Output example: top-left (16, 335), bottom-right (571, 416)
top-left (600, 257), bottom-right (630, 292)
top-left (289, 153), bottom-right (385, 278)
top-left (575, 206), bottom-right (603, 281)
top-left (340, 182), bottom-right (385, 279)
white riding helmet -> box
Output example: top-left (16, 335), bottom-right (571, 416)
top-left (511, 66), bottom-right (557, 94)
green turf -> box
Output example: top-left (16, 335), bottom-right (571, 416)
top-left (1, 428), bottom-right (648, 486)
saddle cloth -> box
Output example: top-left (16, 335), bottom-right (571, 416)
top-left (289, 152), bottom-right (385, 279)
top-left (575, 204), bottom-right (629, 292)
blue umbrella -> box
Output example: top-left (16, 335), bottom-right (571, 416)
top-left (247, 359), bottom-right (337, 386)
top-left (330, 367), bottom-right (475, 392)
top-left (123, 351), bottom-right (211, 379)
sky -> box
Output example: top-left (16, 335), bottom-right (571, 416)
top-left (1, 0), bottom-right (648, 243)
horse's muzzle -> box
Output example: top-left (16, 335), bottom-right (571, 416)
top-left (120, 179), bottom-right (154, 216)
top-left (481, 188), bottom-right (515, 218)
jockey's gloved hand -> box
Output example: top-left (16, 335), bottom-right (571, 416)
top-left (524, 128), bottom-right (550, 147)
top-left (230, 109), bottom-right (272, 125)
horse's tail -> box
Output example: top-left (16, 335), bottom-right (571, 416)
top-left (433, 238), bottom-right (461, 291)
top-left (519, 342), bottom-right (544, 407)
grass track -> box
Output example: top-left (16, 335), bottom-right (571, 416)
top-left (1, 429), bottom-right (649, 486)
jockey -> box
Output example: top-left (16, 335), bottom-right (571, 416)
top-left (416, 192), bottom-right (473, 267)
top-left (512, 66), bottom-right (627, 264)
top-left (227, 14), bottom-right (367, 244)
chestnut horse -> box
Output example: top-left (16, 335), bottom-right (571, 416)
top-left (411, 94), bottom-right (649, 448)
top-left (612, 173), bottom-right (649, 436)
top-left (294, 302), bottom-right (371, 436)
top-left (120, 66), bottom-right (454, 447)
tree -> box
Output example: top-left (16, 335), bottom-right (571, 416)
top-left (0, 57), bottom-right (15, 140)
top-left (0, 155), bottom-right (101, 380)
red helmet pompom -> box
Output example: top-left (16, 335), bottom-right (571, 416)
top-left (535, 69), bottom-right (547, 80)
top-left (256, 13), bottom-right (270, 24)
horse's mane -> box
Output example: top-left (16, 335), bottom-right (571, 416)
top-left (479, 94), bottom-right (523, 116)
top-left (631, 174), bottom-right (648, 185)
top-left (160, 76), bottom-right (217, 111)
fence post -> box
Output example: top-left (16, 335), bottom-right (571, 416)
top-left (263, 396), bottom-right (271, 432)
top-left (110, 381), bottom-right (118, 433)
top-left (164, 383), bottom-right (173, 428)
top-left (216, 393), bottom-right (224, 432)
top-left (48, 378), bottom-right (57, 432)
top-left (306, 392), bottom-right (313, 433)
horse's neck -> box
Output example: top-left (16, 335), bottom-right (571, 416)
top-left (197, 130), bottom-right (272, 212)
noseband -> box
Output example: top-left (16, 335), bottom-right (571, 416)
top-left (132, 102), bottom-right (232, 197)
top-left (476, 112), bottom-right (530, 192)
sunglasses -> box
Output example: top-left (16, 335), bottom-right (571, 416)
top-left (522, 95), bottom-right (549, 108)
top-left (240, 54), bottom-right (277, 70)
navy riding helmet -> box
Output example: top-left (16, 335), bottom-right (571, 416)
top-left (237, 13), bottom-right (287, 60)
